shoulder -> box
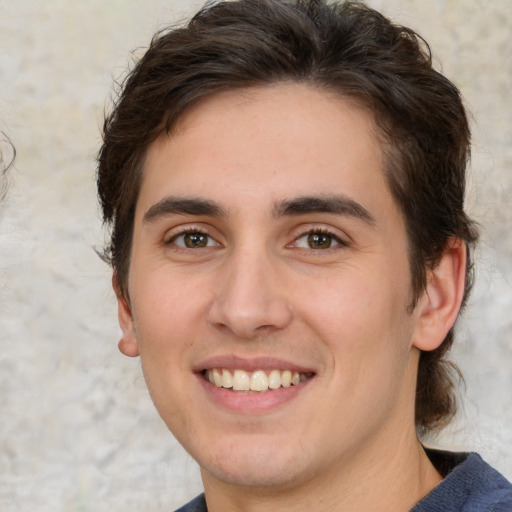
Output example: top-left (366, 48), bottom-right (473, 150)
top-left (174, 494), bottom-right (207, 512)
top-left (412, 451), bottom-right (512, 511)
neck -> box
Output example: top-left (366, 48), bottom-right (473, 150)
top-left (202, 426), bottom-right (442, 512)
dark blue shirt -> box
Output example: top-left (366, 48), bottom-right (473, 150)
top-left (412, 451), bottom-right (512, 511)
top-left (175, 452), bottom-right (512, 511)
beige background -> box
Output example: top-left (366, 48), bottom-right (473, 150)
top-left (0, 1), bottom-right (511, 510)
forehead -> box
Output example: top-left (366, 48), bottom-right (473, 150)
top-left (139, 83), bottom-right (394, 219)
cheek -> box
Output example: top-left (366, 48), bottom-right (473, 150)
top-left (297, 270), bottom-right (400, 334)
top-left (128, 268), bottom-right (217, 399)
top-left (130, 289), bottom-right (196, 430)
top-left (296, 268), bottom-right (414, 374)
top-left (132, 267), bottom-right (210, 331)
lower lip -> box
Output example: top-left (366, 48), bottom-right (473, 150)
top-left (196, 374), bottom-right (312, 414)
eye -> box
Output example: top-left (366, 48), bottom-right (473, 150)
top-left (170, 231), bottom-right (219, 249)
top-left (293, 231), bottom-right (343, 250)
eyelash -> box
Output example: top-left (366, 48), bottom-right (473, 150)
top-left (290, 228), bottom-right (348, 251)
top-left (165, 227), bottom-right (219, 249)
top-left (165, 226), bottom-right (348, 253)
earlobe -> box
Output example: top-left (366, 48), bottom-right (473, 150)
top-left (112, 273), bottom-right (140, 358)
top-left (412, 239), bottom-right (467, 352)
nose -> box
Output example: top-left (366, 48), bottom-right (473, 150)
top-left (206, 248), bottom-right (293, 340)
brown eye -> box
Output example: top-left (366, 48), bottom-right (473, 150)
top-left (307, 233), bottom-right (334, 249)
top-left (184, 233), bottom-right (208, 248)
top-left (171, 231), bottom-right (218, 248)
top-left (293, 231), bottom-right (342, 250)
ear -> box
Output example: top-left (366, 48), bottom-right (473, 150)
top-left (113, 272), bottom-right (139, 357)
top-left (412, 238), bottom-right (467, 352)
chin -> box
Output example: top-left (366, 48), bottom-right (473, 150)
top-left (204, 461), bottom-right (306, 490)
top-left (197, 440), bottom-right (312, 490)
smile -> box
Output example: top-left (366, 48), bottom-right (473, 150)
top-left (204, 368), bottom-right (311, 392)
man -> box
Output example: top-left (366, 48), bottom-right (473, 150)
top-left (96, 0), bottom-right (512, 510)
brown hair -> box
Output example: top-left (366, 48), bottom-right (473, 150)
top-left (97, 0), bottom-right (478, 433)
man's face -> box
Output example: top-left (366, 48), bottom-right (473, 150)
top-left (118, 84), bottom-right (427, 491)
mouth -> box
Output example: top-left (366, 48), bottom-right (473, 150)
top-left (203, 368), bottom-right (314, 393)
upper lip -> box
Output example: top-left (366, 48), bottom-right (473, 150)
top-left (193, 355), bottom-right (316, 374)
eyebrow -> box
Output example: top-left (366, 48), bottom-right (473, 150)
top-left (143, 193), bottom-right (375, 226)
top-left (143, 197), bottom-right (226, 223)
top-left (273, 195), bottom-right (375, 225)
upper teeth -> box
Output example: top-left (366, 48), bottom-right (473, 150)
top-left (206, 368), bottom-right (307, 392)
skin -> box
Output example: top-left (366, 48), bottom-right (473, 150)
top-left (116, 83), bottom-right (467, 511)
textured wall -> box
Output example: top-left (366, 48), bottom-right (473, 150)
top-left (0, 1), bottom-right (510, 510)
